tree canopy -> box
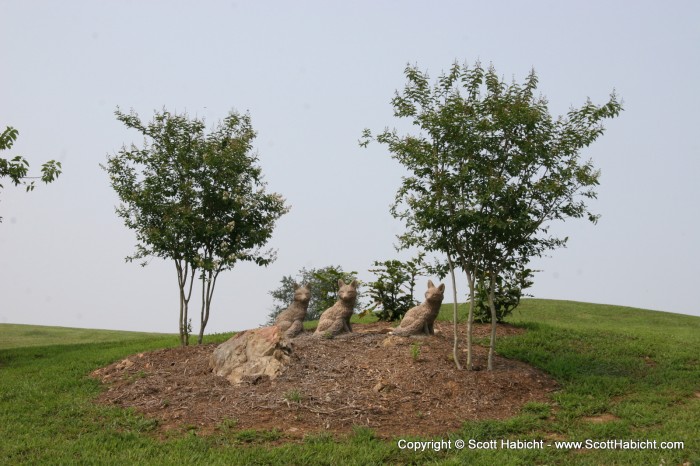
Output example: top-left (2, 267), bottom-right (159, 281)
top-left (104, 108), bottom-right (289, 344)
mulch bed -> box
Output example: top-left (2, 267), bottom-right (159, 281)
top-left (91, 321), bottom-right (558, 439)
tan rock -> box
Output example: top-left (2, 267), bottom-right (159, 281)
top-left (210, 326), bottom-right (293, 384)
top-left (381, 335), bottom-right (406, 347)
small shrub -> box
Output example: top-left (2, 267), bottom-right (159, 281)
top-left (474, 266), bottom-right (533, 323)
top-left (284, 389), bottom-right (302, 403)
top-left (367, 254), bottom-right (425, 321)
top-left (410, 342), bottom-right (422, 361)
top-left (267, 265), bottom-right (364, 323)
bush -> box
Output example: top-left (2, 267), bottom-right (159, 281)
top-left (366, 255), bottom-right (424, 321)
top-left (473, 267), bottom-right (533, 323)
top-left (267, 265), bottom-right (363, 323)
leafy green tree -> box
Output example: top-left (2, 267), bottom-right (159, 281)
top-left (1, 126), bottom-right (62, 221)
top-left (104, 108), bottom-right (289, 345)
top-left (361, 63), bottom-right (487, 369)
top-left (366, 254), bottom-right (424, 321)
top-left (363, 61), bottom-right (622, 370)
top-left (267, 265), bottom-right (363, 323)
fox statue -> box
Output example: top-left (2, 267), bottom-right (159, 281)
top-left (314, 279), bottom-right (358, 336)
top-left (275, 284), bottom-right (311, 338)
top-left (390, 280), bottom-right (445, 336)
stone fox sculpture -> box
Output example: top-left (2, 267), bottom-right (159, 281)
top-left (275, 284), bottom-right (311, 338)
top-left (390, 280), bottom-right (445, 336)
top-left (314, 279), bottom-right (358, 336)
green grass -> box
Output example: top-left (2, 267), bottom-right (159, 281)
top-left (0, 323), bottom-right (167, 349)
top-left (1, 300), bottom-right (699, 464)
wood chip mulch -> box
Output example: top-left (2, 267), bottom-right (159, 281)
top-left (91, 321), bottom-right (558, 439)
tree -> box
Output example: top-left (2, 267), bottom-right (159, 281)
top-left (267, 265), bottom-right (363, 323)
top-left (366, 254), bottom-right (424, 322)
top-left (104, 108), bottom-right (289, 345)
top-left (1, 125), bottom-right (62, 221)
top-left (363, 61), bottom-right (622, 370)
top-left (361, 62), bottom-right (487, 369)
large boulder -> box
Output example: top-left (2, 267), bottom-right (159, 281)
top-left (210, 326), bottom-right (293, 384)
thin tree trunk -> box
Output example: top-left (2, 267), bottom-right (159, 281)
top-left (176, 260), bottom-right (196, 346)
top-left (185, 265), bottom-right (195, 346)
top-left (198, 269), bottom-right (220, 344)
top-left (176, 261), bottom-right (187, 346)
top-left (447, 253), bottom-right (462, 370)
top-left (198, 270), bottom-right (207, 345)
top-left (466, 268), bottom-right (475, 371)
top-left (487, 268), bottom-right (497, 371)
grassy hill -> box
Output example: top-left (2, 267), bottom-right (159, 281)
top-left (0, 323), bottom-right (169, 350)
top-left (1, 299), bottom-right (698, 464)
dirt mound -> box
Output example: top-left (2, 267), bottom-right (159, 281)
top-left (91, 321), bottom-right (557, 438)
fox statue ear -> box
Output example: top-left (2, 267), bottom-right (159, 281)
top-left (303, 283), bottom-right (311, 291)
top-left (350, 279), bottom-right (358, 287)
top-left (292, 282), bottom-right (300, 290)
top-left (438, 283), bottom-right (446, 292)
top-left (338, 279), bottom-right (346, 288)
top-left (427, 279), bottom-right (435, 289)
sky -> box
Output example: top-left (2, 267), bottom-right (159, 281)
top-left (1, 0), bottom-right (699, 334)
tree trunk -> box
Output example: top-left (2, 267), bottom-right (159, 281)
top-left (198, 268), bottom-right (220, 344)
top-left (487, 268), bottom-right (497, 371)
top-left (466, 268), bottom-right (475, 371)
top-left (447, 253), bottom-right (462, 370)
top-left (176, 261), bottom-right (187, 346)
top-left (176, 260), bottom-right (195, 346)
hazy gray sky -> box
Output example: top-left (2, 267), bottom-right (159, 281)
top-left (2, 1), bottom-right (698, 333)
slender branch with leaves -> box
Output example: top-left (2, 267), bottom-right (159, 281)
top-left (1, 125), bottom-right (62, 222)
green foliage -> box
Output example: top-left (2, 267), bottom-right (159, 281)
top-left (473, 266), bottom-right (533, 323)
top-left (363, 60), bottom-right (622, 269)
top-left (104, 108), bottom-right (289, 344)
top-left (410, 342), bottom-right (422, 361)
top-left (0, 125), bottom-right (62, 221)
top-left (366, 255), bottom-right (424, 321)
top-left (267, 265), bottom-right (363, 322)
top-left (283, 389), bottom-right (303, 403)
